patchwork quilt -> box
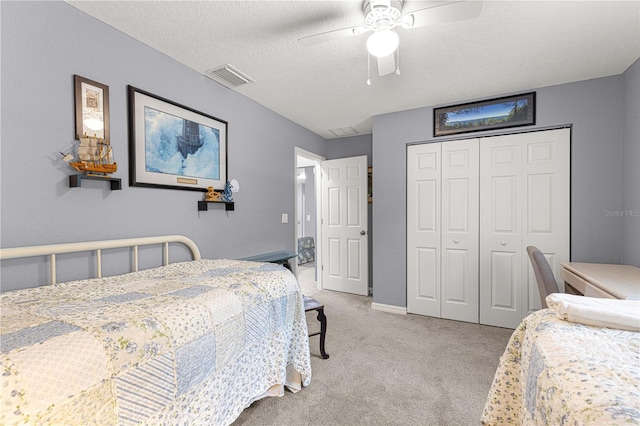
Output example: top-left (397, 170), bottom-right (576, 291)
top-left (482, 309), bottom-right (640, 425)
top-left (0, 259), bottom-right (312, 425)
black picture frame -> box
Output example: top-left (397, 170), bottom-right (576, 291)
top-left (128, 86), bottom-right (228, 191)
top-left (74, 75), bottom-right (110, 140)
top-left (434, 92), bottom-right (536, 137)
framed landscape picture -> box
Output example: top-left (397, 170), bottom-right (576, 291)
top-left (128, 86), bottom-right (227, 191)
top-left (434, 92), bottom-right (535, 137)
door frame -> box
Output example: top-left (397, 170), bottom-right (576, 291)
top-left (320, 155), bottom-right (369, 296)
top-left (295, 147), bottom-right (325, 290)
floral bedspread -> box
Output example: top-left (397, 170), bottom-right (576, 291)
top-left (482, 309), bottom-right (640, 425)
top-left (0, 259), bottom-right (312, 425)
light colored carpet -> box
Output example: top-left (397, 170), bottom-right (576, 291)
top-left (233, 290), bottom-right (513, 426)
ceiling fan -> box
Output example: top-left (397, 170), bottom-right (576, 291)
top-left (298, 0), bottom-right (483, 81)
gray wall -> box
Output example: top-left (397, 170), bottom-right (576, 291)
top-left (0, 1), bottom-right (327, 291)
top-left (372, 72), bottom-right (638, 308)
top-left (326, 134), bottom-right (373, 165)
top-left (622, 59), bottom-right (640, 266)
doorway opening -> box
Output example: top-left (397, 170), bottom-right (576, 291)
top-left (295, 148), bottom-right (324, 295)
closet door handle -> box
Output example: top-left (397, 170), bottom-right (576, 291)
top-left (453, 239), bottom-right (460, 244)
top-left (500, 240), bottom-right (507, 246)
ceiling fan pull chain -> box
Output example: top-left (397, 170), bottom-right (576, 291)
top-left (367, 53), bottom-right (372, 85)
top-left (396, 46), bottom-right (400, 75)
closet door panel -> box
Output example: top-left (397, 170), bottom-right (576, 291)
top-left (441, 139), bottom-right (479, 323)
top-left (480, 136), bottom-right (524, 329)
top-left (407, 143), bottom-right (441, 316)
top-left (443, 248), bottom-right (470, 300)
top-left (480, 129), bottom-right (570, 327)
top-left (490, 251), bottom-right (518, 309)
top-left (417, 247), bottom-right (439, 301)
top-left (521, 128), bottom-right (570, 313)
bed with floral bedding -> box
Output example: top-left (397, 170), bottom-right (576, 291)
top-left (481, 308), bottom-right (640, 425)
top-left (0, 241), bottom-right (312, 425)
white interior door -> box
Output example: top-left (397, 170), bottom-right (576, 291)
top-left (321, 156), bottom-right (368, 295)
top-left (480, 129), bottom-right (570, 328)
top-left (441, 139), bottom-right (479, 323)
top-left (407, 143), bottom-right (442, 316)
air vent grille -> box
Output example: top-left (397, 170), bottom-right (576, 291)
top-left (205, 64), bottom-right (255, 88)
top-left (329, 127), bottom-right (359, 137)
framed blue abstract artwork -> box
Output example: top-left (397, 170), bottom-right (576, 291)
top-left (128, 86), bottom-right (227, 191)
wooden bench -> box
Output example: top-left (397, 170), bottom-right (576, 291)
top-left (303, 295), bottom-right (329, 359)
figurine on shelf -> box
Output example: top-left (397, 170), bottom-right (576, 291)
top-left (221, 179), bottom-right (240, 203)
top-left (205, 186), bottom-right (221, 201)
top-left (221, 181), bottom-right (233, 202)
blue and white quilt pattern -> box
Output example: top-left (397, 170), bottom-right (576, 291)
top-left (482, 309), bottom-right (640, 425)
top-left (0, 259), bottom-right (312, 425)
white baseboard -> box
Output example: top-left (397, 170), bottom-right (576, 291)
top-left (371, 302), bottom-right (407, 315)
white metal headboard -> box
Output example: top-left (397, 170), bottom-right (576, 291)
top-left (0, 235), bottom-right (201, 285)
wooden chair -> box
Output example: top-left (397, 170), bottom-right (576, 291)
top-left (303, 295), bottom-right (329, 359)
top-left (526, 246), bottom-right (559, 308)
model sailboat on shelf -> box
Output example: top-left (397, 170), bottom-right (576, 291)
top-left (61, 134), bottom-right (117, 176)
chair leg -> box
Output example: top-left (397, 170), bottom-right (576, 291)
top-left (316, 307), bottom-right (329, 359)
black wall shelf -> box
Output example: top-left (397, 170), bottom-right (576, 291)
top-left (198, 200), bottom-right (235, 211)
top-left (69, 174), bottom-right (122, 190)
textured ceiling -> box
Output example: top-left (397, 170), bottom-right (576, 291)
top-left (66, 0), bottom-right (640, 139)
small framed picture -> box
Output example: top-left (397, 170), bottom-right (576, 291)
top-left (74, 75), bottom-right (110, 140)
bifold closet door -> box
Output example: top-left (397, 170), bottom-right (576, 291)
top-left (407, 139), bottom-right (479, 323)
top-left (521, 129), bottom-right (570, 313)
top-left (407, 143), bottom-right (441, 317)
top-left (441, 140), bottom-right (479, 323)
top-left (479, 128), bottom-right (570, 329)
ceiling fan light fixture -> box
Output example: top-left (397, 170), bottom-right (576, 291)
top-left (366, 29), bottom-right (399, 58)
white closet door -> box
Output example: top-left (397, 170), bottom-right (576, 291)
top-left (480, 129), bottom-right (570, 328)
top-left (441, 139), bottom-right (479, 323)
top-left (521, 128), bottom-right (570, 313)
top-left (407, 143), bottom-right (441, 316)
top-left (480, 136), bottom-right (524, 328)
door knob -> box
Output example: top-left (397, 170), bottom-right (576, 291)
top-left (500, 240), bottom-right (506, 246)
top-left (453, 239), bottom-right (460, 244)
top-left (360, 230), bottom-right (367, 235)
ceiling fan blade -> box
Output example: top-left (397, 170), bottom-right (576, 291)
top-left (405, 1), bottom-right (483, 29)
top-left (377, 53), bottom-right (396, 76)
top-left (298, 26), bottom-right (367, 47)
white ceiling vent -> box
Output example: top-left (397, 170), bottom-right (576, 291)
top-left (205, 64), bottom-right (255, 88)
top-left (329, 127), bottom-right (359, 137)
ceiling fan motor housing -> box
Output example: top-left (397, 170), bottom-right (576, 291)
top-left (363, 0), bottom-right (404, 31)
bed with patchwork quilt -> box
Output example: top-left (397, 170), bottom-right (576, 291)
top-left (481, 303), bottom-right (640, 425)
top-left (0, 237), bottom-right (311, 425)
